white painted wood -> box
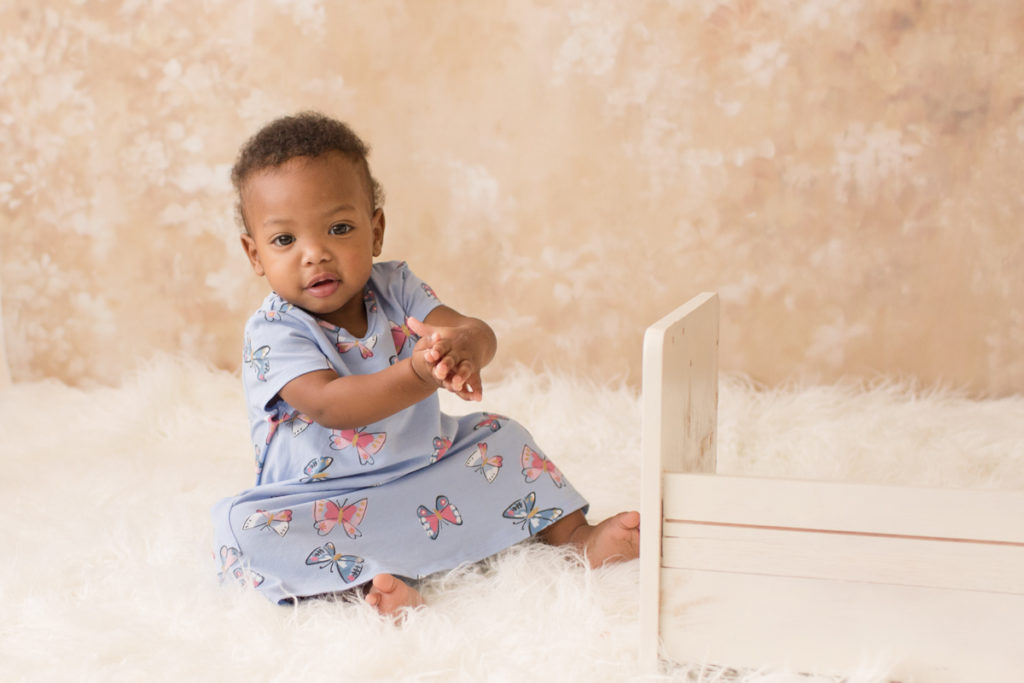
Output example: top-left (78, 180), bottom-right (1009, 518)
top-left (639, 291), bottom-right (1024, 681)
top-left (657, 473), bottom-right (1024, 677)
top-left (639, 292), bottom-right (719, 671)
top-left (642, 292), bottom-right (719, 476)
top-left (659, 568), bottom-right (1024, 682)
top-left (662, 524), bottom-right (1024, 594)
top-left (663, 473), bottom-right (1024, 544)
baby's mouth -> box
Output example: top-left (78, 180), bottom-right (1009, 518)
top-left (306, 274), bottom-right (340, 298)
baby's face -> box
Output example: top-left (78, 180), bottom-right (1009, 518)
top-left (239, 152), bottom-right (384, 331)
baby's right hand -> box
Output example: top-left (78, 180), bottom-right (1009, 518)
top-left (406, 317), bottom-right (483, 401)
top-left (409, 326), bottom-right (445, 388)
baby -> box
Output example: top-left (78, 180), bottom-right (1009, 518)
top-left (211, 112), bottom-right (639, 615)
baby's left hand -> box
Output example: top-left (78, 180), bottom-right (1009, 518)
top-left (407, 317), bottom-right (484, 401)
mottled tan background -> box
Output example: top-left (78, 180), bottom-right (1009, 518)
top-left (2, 1), bottom-right (1022, 396)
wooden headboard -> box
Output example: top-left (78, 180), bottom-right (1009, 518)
top-left (638, 292), bottom-right (719, 667)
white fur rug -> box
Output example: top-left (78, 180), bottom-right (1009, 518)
top-left (3, 356), bottom-right (1022, 682)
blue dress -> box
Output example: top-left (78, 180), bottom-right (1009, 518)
top-left (211, 261), bottom-right (588, 603)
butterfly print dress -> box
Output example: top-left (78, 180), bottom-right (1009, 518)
top-left (211, 261), bottom-right (588, 603)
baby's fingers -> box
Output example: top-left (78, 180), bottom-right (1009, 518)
top-left (451, 368), bottom-right (483, 401)
top-left (405, 316), bottom-right (431, 339)
top-left (448, 360), bottom-right (478, 393)
top-left (432, 352), bottom-right (457, 380)
top-left (424, 339), bottom-right (444, 365)
top-left (454, 384), bottom-right (482, 401)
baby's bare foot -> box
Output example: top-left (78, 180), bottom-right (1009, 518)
top-left (573, 511), bottom-right (641, 568)
top-left (365, 574), bottom-right (424, 617)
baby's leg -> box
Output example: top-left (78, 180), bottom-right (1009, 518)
top-left (364, 574), bottom-right (424, 616)
top-left (540, 509), bottom-right (640, 568)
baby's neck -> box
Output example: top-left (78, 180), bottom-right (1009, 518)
top-left (318, 305), bottom-right (369, 338)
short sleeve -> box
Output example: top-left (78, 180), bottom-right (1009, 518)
top-left (375, 261), bottom-right (443, 323)
top-left (242, 303), bottom-right (333, 412)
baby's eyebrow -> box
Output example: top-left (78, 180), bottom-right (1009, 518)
top-left (323, 203), bottom-right (358, 217)
top-left (261, 216), bottom-right (294, 228)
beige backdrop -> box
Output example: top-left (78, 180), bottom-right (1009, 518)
top-left (1, 1), bottom-right (1023, 396)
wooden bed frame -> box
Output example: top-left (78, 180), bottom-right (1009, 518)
top-left (638, 292), bottom-right (1024, 681)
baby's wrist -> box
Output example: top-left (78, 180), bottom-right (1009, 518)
top-left (408, 356), bottom-right (437, 387)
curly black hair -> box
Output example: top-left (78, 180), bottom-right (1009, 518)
top-left (231, 111), bottom-right (384, 230)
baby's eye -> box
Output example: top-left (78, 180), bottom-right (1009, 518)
top-left (271, 234), bottom-right (295, 247)
top-left (329, 223), bottom-right (354, 235)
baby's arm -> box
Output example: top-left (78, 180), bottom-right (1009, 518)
top-left (278, 351), bottom-right (442, 430)
top-left (408, 306), bottom-right (497, 401)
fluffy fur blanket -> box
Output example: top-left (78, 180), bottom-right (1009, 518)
top-left (3, 356), bottom-right (1022, 682)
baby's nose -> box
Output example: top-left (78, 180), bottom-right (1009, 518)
top-left (302, 239), bottom-right (331, 263)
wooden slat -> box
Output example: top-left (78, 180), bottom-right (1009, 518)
top-left (659, 568), bottom-right (1024, 683)
top-left (639, 292), bottom-right (719, 671)
top-left (663, 523), bottom-right (1024, 593)
top-left (663, 472), bottom-right (1024, 544)
top-left (641, 292), bottom-right (718, 476)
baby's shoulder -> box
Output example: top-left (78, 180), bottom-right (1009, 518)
top-left (370, 259), bottom-right (413, 282)
top-left (367, 260), bottom-right (419, 300)
top-left (245, 293), bottom-right (315, 335)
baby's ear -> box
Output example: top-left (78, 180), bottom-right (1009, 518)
top-left (372, 209), bottom-right (385, 257)
top-left (240, 233), bottom-right (265, 276)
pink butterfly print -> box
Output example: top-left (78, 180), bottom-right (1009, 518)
top-left (421, 282), bottom-right (438, 299)
top-left (330, 428), bottom-right (387, 466)
top-left (520, 445), bottom-right (565, 488)
top-left (429, 436), bottom-right (452, 464)
top-left (364, 290), bottom-right (378, 313)
top-left (465, 442), bottom-right (503, 483)
top-left (254, 443), bottom-right (267, 475)
top-left (265, 411), bottom-right (313, 444)
top-left (417, 495), bottom-right (462, 540)
top-left (242, 508), bottom-right (292, 537)
top-left (301, 456), bottom-right (334, 482)
top-left (313, 497), bottom-right (368, 538)
top-left (473, 413), bottom-right (507, 432)
top-left (338, 334), bottom-right (378, 359)
top-left (263, 301), bottom-right (294, 321)
top-left (219, 545), bottom-right (265, 587)
top-left (305, 542), bottom-right (364, 583)
top-left (390, 319), bottom-right (418, 352)
top-left (218, 545), bottom-right (240, 575)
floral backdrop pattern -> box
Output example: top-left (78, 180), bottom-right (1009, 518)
top-left (1, 0), bottom-right (1023, 395)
